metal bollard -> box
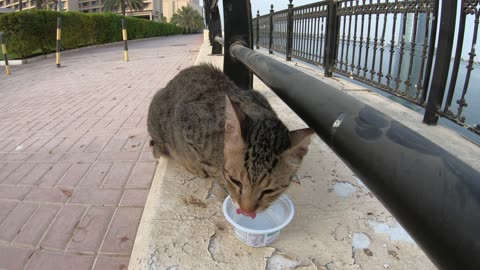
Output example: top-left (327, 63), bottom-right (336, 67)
top-left (0, 32), bottom-right (11, 75)
top-left (56, 17), bottom-right (62, 68)
top-left (122, 18), bottom-right (129, 62)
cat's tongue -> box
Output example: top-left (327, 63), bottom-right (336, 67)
top-left (236, 208), bottom-right (256, 219)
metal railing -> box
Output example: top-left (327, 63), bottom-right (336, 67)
top-left (209, 0), bottom-right (480, 269)
top-left (252, 0), bottom-right (480, 136)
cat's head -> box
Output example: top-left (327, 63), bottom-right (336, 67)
top-left (223, 96), bottom-right (314, 213)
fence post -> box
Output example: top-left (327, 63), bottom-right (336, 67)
top-left (122, 18), bottom-right (129, 62)
top-left (269, 4), bottom-right (274, 54)
top-left (0, 32), bottom-right (11, 76)
top-left (222, 0), bottom-right (253, 90)
top-left (256, 10), bottom-right (260, 49)
top-left (286, 0), bottom-right (294, 61)
top-left (324, 0), bottom-right (338, 77)
top-left (56, 17), bottom-right (62, 68)
top-left (423, 1), bottom-right (457, 125)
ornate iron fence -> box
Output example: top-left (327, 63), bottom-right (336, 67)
top-left (252, 0), bottom-right (480, 136)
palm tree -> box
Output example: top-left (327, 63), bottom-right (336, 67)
top-left (103, 0), bottom-right (144, 16)
top-left (170, 5), bottom-right (204, 34)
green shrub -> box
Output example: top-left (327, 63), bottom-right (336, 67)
top-left (0, 10), bottom-right (183, 59)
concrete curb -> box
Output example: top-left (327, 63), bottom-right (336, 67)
top-left (0, 35), bottom-right (176, 66)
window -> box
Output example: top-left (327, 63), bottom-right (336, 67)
top-left (92, 8), bottom-right (98, 13)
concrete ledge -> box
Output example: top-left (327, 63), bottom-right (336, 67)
top-left (126, 32), bottom-right (471, 269)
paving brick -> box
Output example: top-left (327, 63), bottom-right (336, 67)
top-left (0, 185), bottom-right (32, 200)
top-left (61, 152), bottom-right (99, 163)
top-left (0, 201), bottom-right (17, 221)
top-left (69, 135), bottom-right (96, 152)
top-left (0, 245), bottom-right (35, 270)
top-left (15, 204), bottom-right (60, 246)
top-left (27, 152), bottom-right (64, 162)
top-left (38, 136), bottom-right (68, 153)
top-left (19, 163), bottom-right (55, 185)
top-left (103, 135), bottom-right (129, 152)
top-left (41, 205), bottom-right (86, 250)
top-left (85, 135), bottom-right (113, 152)
top-left (139, 151), bottom-right (156, 162)
top-left (126, 162), bottom-right (156, 188)
top-left (0, 138), bottom-right (15, 151)
top-left (69, 188), bottom-right (122, 206)
top-left (1, 152), bottom-right (32, 161)
top-left (105, 118), bottom-right (127, 130)
top-left (2, 162), bottom-right (36, 185)
top-left (101, 207), bottom-right (143, 254)
top-left (53, 136), bottom-right (83, 152)
top-left (76, 118), bottom-right (101, 130)
top-left (68, 207), bottom-right (115, 252)
top-left (121, 116), bottom-right (143, 129)
top-left (98, 151), bottom-right (140, 161)
top-left (117, 128), bottom-right (148, 137)
top-left (102, 162), bottom-right (135, 188)
top-left (24, 187), bottom-right (70, 203)
top-left (0, 162), bottom-right (21, 183)
top-left (0, 34), bottom-right (202, 268)
top-left (38, 163), bottom-right (72, 186)
top-left (57, 162), bottom-right (92, 187)
top-left (25, 250), bottom-right (94, 270)
top-left (22, 137), bottom-right (53, 152)
top-left (93, 256), bottom-right (129, 270)
top-left (120, 189), bottom-right (149, 207)
top-left (123, 135), bottom-right (147, 152)
top-left (0, 202), bottom-right (38, 242)
top-left (78, 162), bottom-right (112, 187)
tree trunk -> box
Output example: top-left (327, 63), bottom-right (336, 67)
top-left (35, 0), bottom-right (42, 9)
top-left (19, 0), bottom-right (23, 10)
top-left (121, 1), bottom-right (126, 16)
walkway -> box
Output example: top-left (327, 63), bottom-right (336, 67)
top-left (0, 33), bottom-right (202, 270)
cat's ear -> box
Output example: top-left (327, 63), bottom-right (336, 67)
top-left (225, 95), bottom-right (246, 151)
top-left (287, 128), bottom-right (314, 161)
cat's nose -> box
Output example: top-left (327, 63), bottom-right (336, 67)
top-left (239, 200), bottom-right (258, 213)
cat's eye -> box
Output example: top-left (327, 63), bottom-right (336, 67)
top-left (259, 189), bottom-right (276, 200)
top-left (230, 177), bottom-right (243, 188)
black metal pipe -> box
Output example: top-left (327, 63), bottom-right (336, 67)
top-left (214, 36), bottom-right (224, 46)
top-left (227, 42), bottom-right (480, 270)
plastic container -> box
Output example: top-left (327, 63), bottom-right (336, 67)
top-left (222, 194), bottom-right (294, 247)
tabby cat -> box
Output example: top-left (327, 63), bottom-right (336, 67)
top-left (147, 64), bottom-right (313, 214)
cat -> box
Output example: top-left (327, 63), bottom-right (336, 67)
top-left (147, 64), bottom-right (313, 214)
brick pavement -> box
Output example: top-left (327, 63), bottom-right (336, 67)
top-left (0, 33), bottom-right (203, 270)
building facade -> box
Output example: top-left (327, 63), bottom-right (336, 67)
top-left (0, 0), bottom-right (163, 21)
top-left (162, 0), bottom-right (200, 22)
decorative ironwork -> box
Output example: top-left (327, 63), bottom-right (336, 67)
top-left (252, 0), bottom-right (478, 136)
